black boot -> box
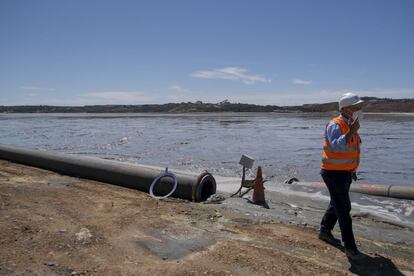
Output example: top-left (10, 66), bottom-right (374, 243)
top-left (345, 248), bottom-right (366, 262)
top-left (318, 230), bottom-right (341, 247)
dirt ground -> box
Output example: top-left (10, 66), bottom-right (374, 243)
top-left (1, 160), bottom-right (413, 276)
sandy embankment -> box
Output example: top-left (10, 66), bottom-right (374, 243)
top-left (0, 160), bottom-right (413, 275)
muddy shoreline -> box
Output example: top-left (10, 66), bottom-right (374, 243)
top-left (1, 160), bottom-right (413, 275)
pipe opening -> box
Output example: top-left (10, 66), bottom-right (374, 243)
top-left (197, 175), bottom-right (216, 202)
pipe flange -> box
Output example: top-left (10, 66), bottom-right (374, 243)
top-left (193, 171), bottom-right (216, 202)
top-left (149, 167), bottom-right (178, 199)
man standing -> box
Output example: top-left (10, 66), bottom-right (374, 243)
top-left (319, 93), bottom-right (365, 261)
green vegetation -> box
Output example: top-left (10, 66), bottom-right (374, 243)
top-left (1, 97), bottom-right (413, 113)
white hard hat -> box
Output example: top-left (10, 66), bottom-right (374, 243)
top-left (338, 93), bottom-right (364, 110)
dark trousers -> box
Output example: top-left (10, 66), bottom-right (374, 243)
top-left (320, 169), bottom-right (357, 250)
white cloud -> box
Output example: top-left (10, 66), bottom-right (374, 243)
top-left (11, 91), bottom-right (154, 106)
top-left (168, 85), bottom-right (190, 93)
top-left (191, 67), bottom-right (271, 85)
top-left (82, 91), bottom-right (154, 104)
top-left (167, 85), bottom-right (188, 101)
top-left (291, 79), bottom-right (312, 85)
top-left (20, 86), bottom-right (55, 91)
top-left (167, 85), bottom-right (207, 102)
top-left (234, 91), bottom-right (341, 106)
top-left (338, 88), bottom-right (414, 100)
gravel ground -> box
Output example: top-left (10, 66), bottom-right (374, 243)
top-left (0, 160), bottom-right (413, 275)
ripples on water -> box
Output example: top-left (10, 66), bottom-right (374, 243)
top-left (1, 112), bottom-right (413, 222)
top-left (1, 113), bottom-right (413, 184)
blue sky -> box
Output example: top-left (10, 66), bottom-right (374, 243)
top-left (1, 0), bottom-right (413, 106)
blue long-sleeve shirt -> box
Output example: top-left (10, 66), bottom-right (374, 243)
top-left (325, 115), bottom-right (349, 151)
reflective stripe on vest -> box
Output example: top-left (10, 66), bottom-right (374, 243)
top-left (323, 145), bottom-right (358, 152)
top-left (322, 158), bottom-right (359, 164)
top-left (321, 116), bottom-right (360, 171)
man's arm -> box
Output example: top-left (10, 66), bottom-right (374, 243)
top-left (326, 118), bottom-right (360, 147)
top-left (325, 122), bottom-right (347, 150)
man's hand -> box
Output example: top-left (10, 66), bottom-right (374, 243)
top-left (346, 118), bottom-right (359, 143)
top-left (349, 118), bottom-right (360, 134)
top-left (352, 172), bottom-right (358, 182)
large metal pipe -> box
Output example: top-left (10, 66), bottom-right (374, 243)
top-left (290, 181), bottom-right (414, 200)
top-left (0, 144), bottom-right (216, 202)
top-left (350, 184), bottom-right (414, 200)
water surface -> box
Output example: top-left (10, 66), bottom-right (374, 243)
top-left (1, 112), bottom-right (413, 222)
top-left (1, 112), bottom-right (412, 184)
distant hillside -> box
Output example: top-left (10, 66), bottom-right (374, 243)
top-left (1, 97), bottom-right (413, 113)
top-left (288, 97), bottom-right (414, 113)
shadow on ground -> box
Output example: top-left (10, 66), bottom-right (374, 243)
top-left (349, 253), bottom-right (404, 276)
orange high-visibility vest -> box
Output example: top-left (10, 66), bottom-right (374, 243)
top-left (321, 116), bottom-right (360, 171)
